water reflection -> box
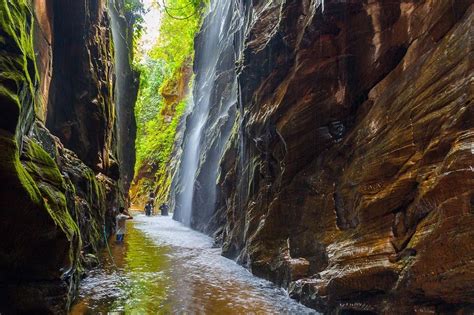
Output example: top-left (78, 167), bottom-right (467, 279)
top-left (70, 221), bottom-right (172, 314)
top-left (71, 216), bottom-right (317, 314)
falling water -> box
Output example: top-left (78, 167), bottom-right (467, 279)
top-left (175, 95), bottom-right (203, 227)
top-left (172, 0), bottom-right (238, 229)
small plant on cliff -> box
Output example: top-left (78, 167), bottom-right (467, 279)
top-left (124, 0), bottom-right (146, 54)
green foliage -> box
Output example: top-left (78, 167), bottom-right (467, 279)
top-left (149, 0), bottom-right (203, 70)
top-left (124, 0), bottom-right (146, 18)
top-left (136, 99), bottom-right (187, 170)
top-left (124, 0), bottom-right (146, 53)
top-left (133, 0), bottom-right (205, 203)
top-left (134, 58), bottom-right (169, 129)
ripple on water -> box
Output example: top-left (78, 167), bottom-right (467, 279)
top-left (70, 215), bottom-right (318, 314)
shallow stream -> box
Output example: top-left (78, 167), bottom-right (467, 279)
top-left (70, 215), bottom-right (316, 314)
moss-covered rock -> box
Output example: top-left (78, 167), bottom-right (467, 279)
top-left (60, 148), bottom-right (108, 254)
top-left (0, 135), bottom-right (78, 312)
top-left (0, 0), bottom-right (38, 137)
top-left (0, 0), bottom-right (126, 313)
top-left (22, 138), bottom-right (81, 255)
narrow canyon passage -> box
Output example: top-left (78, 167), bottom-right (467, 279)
top-left (1, 0), bottom-right (473, 313)
top-left (70, 215), bottom-right (315, 314)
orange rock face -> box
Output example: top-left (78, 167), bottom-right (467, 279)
top-left (33, 0), bottom-right (54, 120)
top-left (45, 0), bottom-right (116, 174)
top-left (214, 1), bottom-right (474, 313)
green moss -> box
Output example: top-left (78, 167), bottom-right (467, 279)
top-left (0, 1), bottom-right (110, 308)
top-left (20, 140), bottom-right (82, 304)
top-left (22, 139), bottom-right (63, 181)
top-left (1, 136), bottom-right (82, 307)
top-left (22, 139), bottom-right (81, 244)
top-left (74, 167), bottom-right (107, 253)
top-left (0, 0), bottom-right (83, 303)
top-left (133, 95), bottom-right (188, 204)
top-left (0, 134), bottom-right (43, 208)
top-left (0, 0), bottom-right (39, 117)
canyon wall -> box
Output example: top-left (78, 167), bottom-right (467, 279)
top-left (183, 0), bottom-right (473, 313)
top-left (109, 0), bottom-right (139, 194)
top-left (0, 0), bottom-right (134, 312)
top-left (171, 0), bottom-right (240, 230)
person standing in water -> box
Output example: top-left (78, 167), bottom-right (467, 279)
top-left (148, 192), bottom-right (155, 215)
top-left (116, 207), bottom-right (133, 243)
top-left (144, 202), bottom-right (152, 216)
top-left (159, 203), bottom-right (169, 216)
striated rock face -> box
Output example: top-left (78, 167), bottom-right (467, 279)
top-left (185, 0), bottom-right (473, 313)
top-left (108, 0), bottom-right (139, 193)
top-left (0, 0), bottom-right (132, 312)
top-left (171, 0), bottom-right (240, 230)
top-left (45, 0), bottom-right (116, 175)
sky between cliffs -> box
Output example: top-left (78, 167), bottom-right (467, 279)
top-left (139, 0), bottom-right (162, 54)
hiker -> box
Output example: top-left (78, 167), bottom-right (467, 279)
top-left (159, 203), bottom-right (169, 216)
top-left (144, 202), bottom-right (152, 216)
top-left (148, 192), bottom-right (155, 214)
top-left (116, 207), bottom-right (133, 243)
top-left (149, 192), bottom-right (155, 204)
top-left (149, 201), bottom-right (154, 216)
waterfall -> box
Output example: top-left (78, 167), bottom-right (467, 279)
top-left (171, 0), bottom-right (239, 230)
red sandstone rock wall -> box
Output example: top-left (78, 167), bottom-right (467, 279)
top-left (33, 0), bottom-right (53, 120)
top-left (216, 1), bottom-right (473, 313)
top-left (45, 0), bottom-right (117, 175)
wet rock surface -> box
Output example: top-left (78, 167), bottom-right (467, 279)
top-left (183, 0), bottom-right (474, 313)
top-left (171, 0), bottom-right (241, 230)
top-left (0, 0), bottom-right (132, 313)
top-left (108, 0), bottom-right (139, 192)
top-left (45, 0), bottom-right (116, 174)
